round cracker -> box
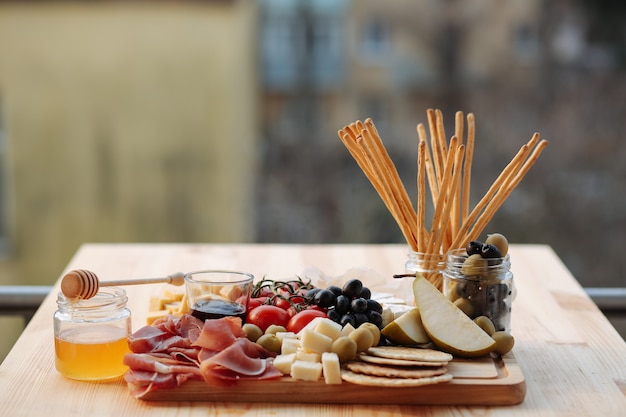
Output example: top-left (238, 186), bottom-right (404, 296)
top-left (358, 353), bottom-right (449, 367)
top-left (367, 346), bottom-right (453, 363)
top-left (346, 361), bottom-right (447, 379)
top-left (341, 369), bottom-right (453, 387)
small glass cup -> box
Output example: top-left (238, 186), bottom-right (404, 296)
top-left (184, 270), bottom-right (254, 322)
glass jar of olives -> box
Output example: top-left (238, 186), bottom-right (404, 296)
top-left (443, 249), bottom-right (515, 332)
top-left (405, 251), bottom-right (446, 291)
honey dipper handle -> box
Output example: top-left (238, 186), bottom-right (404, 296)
top-left (98, 272), bottom-right (185, 288)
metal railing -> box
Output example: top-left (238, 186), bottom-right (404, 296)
top-left (0, 285), bottom-right (53, 323)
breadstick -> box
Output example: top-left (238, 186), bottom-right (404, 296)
top-left (358, 128), bottom-right (418, 250)
top-left (449, 141), bottom-right (531, 250)
top-left (426, 136), bottom-right (459, 255)
top-left (427, 109), bottom-right (444, 188)
top-left (417, 123), bottom-right (439, 204)
top-left (461, 113), bottom-right (475, 221)
top-left (462, 139), bottom-right (548, 246)
top-left (417, 140), bottom-right (427, 252)
top-left (363, 119), bottom-right (418, 232)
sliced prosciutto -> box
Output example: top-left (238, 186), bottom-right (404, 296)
top-left (124, 314), bottom-right (282, 397)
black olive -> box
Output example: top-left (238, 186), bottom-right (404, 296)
top-left (354, 313), bottom-right (369, 326)
top-left (340, 313), bottom-right (356, 327)
top-left (326, 285), bottom-right (343, 297)
top-left (481, 243), bottom-right (502, 258)
top-left (351, 297), bottom-right (368, 313)
top-left (366, 310), bottom-right (383, 328)
top-left (313, 289), bottom-right (336, 308)
top-left (366, 299), bottom-right (383, 314)
top-left (358, 286), bottom-right (372, 300)
top-left (305, 288), bottom-right (320, 301)
top-left (327, 309), bottom-right (341, 323)
top-left (334, 295), bottom-right (351, 315)
top-left (342, 279), bottom-right (363, 299)
top-left (466, 240), bottom-right (483, 256)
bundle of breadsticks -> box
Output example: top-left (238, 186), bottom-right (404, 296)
top-left (338, 109), bottom-right (548, 289)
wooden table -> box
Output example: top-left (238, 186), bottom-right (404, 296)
top-left (1, 243), bottom-right (625, 416)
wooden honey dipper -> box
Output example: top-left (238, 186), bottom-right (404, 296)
top-left (61, 269), bottom-right (185, 300)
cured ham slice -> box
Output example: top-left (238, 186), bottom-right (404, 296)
top-left (124, 314), bottom-right (282, 397)
top-left (192, 316), bottom-right (246, 351)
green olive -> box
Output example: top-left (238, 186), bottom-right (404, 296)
top-left (358, 322), bottom-right (381, 346)
top-left (256, 333), bottom-right (281, 353)
top-left (453, 297), bottom-right (476, 318)
top-left (331, 336), bottom-right (358, 363)
top-left (492, 331), bottom-right (515, 355)
top-left (446, 281), bottom-right (461, 302)
top-left (265, 324), bottom-right (287, 335)
top-left (461, 253), bottom-right (488, 276)
top-left (473, 316), bottom-right (496, 336)
top-left (242, 323), bottom-right (263, 342)
top-left (485, 233), bottom-right (509, 257)
top-left (349, 327), bottom-right (375, 353)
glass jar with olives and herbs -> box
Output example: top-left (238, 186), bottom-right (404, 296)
top-left (443, 244), bottom-right (515, 332)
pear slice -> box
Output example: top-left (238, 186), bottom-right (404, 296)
top-left (412, 274), bottom-right (496, 358)
top-left (381, 308), bottom-right (431, 345)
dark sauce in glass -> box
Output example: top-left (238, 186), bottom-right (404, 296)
top-left (191, 299), bottom-right (246, 321)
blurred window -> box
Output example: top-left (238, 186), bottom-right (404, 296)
top-left (359, 17), bottom-right (391, 62)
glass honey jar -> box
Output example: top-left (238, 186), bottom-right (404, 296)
top-left (53, 287), bottom-right (131, 381)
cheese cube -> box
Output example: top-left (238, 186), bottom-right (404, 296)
top-left (146, 310), bottom-right (168, 325)
top-left (322, 352), bottom-right (342, 385)
top-left (314, 319), bottom-right (342, 341)
top-left (291, 360), bottom-right (323, 381)
top-left (296, 350), bottom-right (321, 363)
top-left (341, 322), bottom-right (356, 337)
top-left (275, 331), bottom-right (298, 342)
top-left (300, 329), bottom-right (333, 354)
top-left (273, 353), bottom-right (296, 375)
top-left (281, 337), bottom-right (300, 355)
top-left (297, 317), bottom-right (326, 337)
top-left (163, 289), bottom-right (184, 301)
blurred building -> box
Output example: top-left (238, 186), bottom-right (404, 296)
top-left (0, 2), bottom-right (258, 286)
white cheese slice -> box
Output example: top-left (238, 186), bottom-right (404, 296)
top-left (321, 352), bottom-right (342, 385)
top-left (291, 360), bottom-right (323, 382)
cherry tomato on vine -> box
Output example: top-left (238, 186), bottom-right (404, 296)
top-left (246, 296), bottom-right (268, 310)
top-left (272, 296), bottom-right (292, 310)
top-left (246, 305), bottom-right (290, 332)
top-left (286, 309), bottom-right (328, 333)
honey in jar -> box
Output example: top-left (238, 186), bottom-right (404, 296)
top-left (54, 287), bottom-right (131, 381)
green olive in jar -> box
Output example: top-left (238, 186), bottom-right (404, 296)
top-left (485, 233), bottom-right (509, 257)
top-left (492, 331), bottom-right (515, 355)
top-left (461, 254), bottom-right (488, 276)
top-left (473, 315), bottom-right (496, 336)
top-left (454, 297), bottom-right (476, 318)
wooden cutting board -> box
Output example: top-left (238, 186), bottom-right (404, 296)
top-left (136, 353), bottom-right (526, 405)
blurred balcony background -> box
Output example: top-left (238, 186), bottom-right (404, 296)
top-left (0, 0), bottom-right (624, 361)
